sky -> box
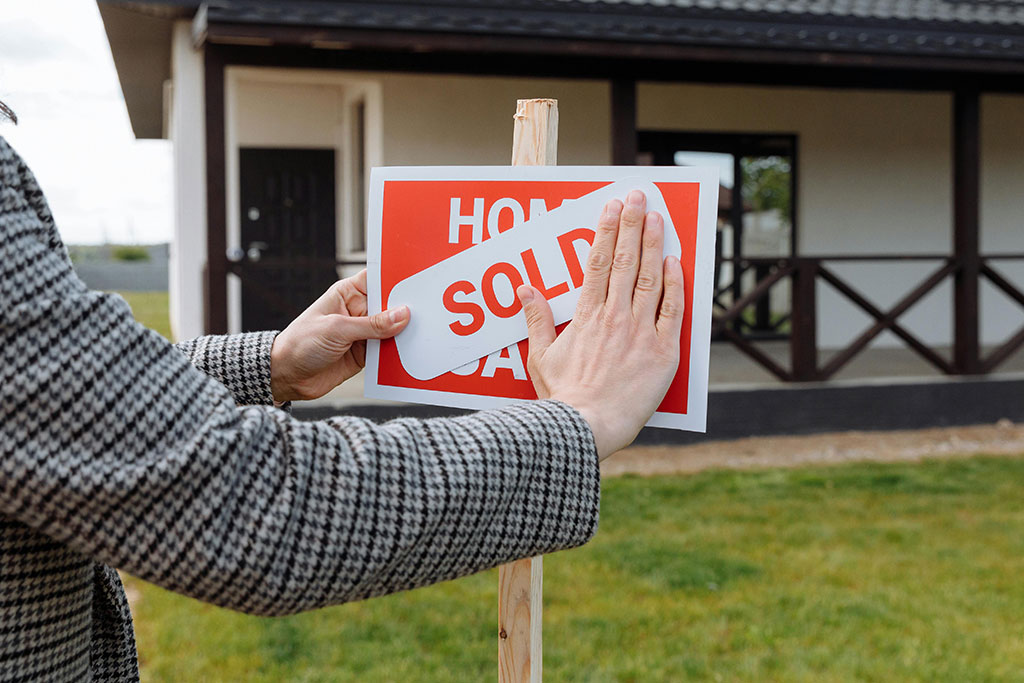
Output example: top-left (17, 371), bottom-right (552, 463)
top-left (0, 0), bottom-right (173, 245)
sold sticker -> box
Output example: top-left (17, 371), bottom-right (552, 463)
top-left (365, 167), bottom-right (719, 432)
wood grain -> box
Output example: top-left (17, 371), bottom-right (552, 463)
top-left (499, 97), bottom-right (557, 683)
top-left (498, 556), bottom-right (543, 682)
top-left (511, 98), bottom-right (558, 167)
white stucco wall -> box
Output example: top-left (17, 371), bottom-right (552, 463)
top-left (167, 21), bottom-right (206, 342)
top-left (374, 74), bottom-right (610, 166)
top-left (980, 95), bottom-right (1024, 348)
top-left (640, 83), bottom-right (951, 349)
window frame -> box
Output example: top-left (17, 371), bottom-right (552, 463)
top-left (638, 130), bottom-right (799, 341)
top-left (637, 130), bottom-right (799, 258)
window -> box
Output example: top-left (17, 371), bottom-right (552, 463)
top-left (638, 131), bottom-right (797, 339)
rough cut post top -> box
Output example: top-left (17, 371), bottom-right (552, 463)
top-left (515, 98), bottom-right (558, 114)
top-left (511, 99), bottom-right (558, 167)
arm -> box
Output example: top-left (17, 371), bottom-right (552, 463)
top-left (0, 139), bottom-right (599, 616)
top-left (0, 282), bottom-right (598, 617)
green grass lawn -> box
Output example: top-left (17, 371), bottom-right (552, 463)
top-left (118, 291), bottom-right (173, 340)
top-left (125, 456), bottom-right (1024, 682)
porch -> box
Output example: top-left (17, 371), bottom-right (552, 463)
top-left (193, 19), bottom-right (1024, 392)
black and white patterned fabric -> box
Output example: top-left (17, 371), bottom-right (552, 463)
top-left (0, 135), bottom-right (600, 682)
top-left (175, 331), bottom-right (278, 407)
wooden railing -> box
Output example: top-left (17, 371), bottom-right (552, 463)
top-left (227, 252), bottom-right (1024, 383)
top-left (979, 255), bottom-right (1024, 373)
top-left (713, 253), bottom-right (1024, 381)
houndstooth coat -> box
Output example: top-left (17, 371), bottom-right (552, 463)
top-left (0, 135), bottom-right (600, 681)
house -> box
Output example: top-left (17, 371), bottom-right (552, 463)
top-left (96, 0), bottom-right (1024, 414)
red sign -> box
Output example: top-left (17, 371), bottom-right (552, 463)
top-left (366, 168), bottom-right (717, 432)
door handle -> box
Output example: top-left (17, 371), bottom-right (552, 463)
top-left (247, 241), bottom-right (269, 262)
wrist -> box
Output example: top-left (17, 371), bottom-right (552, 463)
top-left (269, 334), bottom-right (294, 403)
top-left (576, 408), bottom-right (609, 460)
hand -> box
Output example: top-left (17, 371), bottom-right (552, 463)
top-left (270, 270), bottom-right (410, 403)
top-left (517, 190), bottom-right (685, 459)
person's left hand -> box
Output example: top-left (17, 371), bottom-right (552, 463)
top-left (270, 269), bottom-right (409, 403)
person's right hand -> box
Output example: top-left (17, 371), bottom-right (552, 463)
top-left (516, 190), bottom-right (685, 460)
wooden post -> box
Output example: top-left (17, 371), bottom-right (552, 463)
top-left (499, 98), bottom-right (557, 683)
top-left (610, 79), bottom-right (636, 166)
top-left (953, 90), bottom-right (981, 374)
top-left (511, 98), bottom-right (558, 167)
top-left (729, 155), bottom-right (744, 313)
top-left (203, 45), bottom-right (229, 334)
top-left (790, 259), bottom-right (819, 381)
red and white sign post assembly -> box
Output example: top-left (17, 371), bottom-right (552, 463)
top-left (364, 99), bottom-right (718, 682)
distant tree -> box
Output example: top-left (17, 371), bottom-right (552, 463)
top-left (741, 156), bottom-right (792, 223)
top-left (111, 245), bottom-right (151, 262)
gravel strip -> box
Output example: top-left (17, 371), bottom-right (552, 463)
top-left (604, 420), bottom-right (1024, 477)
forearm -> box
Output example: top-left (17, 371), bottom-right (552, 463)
top-left (128, 399), bottom-right (599, 615)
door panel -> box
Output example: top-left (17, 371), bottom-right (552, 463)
top-left (239, 147), bottom-right (338, 332)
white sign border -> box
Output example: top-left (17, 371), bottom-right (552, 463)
top-left (364, 166), bottom-right (719, 433)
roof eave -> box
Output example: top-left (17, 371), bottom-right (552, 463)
top-left (97, 1), bottom-right (197, 139)
top-left (198, 20), bottom-right (1024, 86)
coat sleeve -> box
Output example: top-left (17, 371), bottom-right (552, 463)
top-left (0, 135), bottom-right (600, 616)
top-left (174, 332), bottom-right (279, 406)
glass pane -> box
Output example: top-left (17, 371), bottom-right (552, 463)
top-left (740, 155), bottom-right (792, 259)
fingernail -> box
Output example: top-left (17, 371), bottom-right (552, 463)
top-left (389, 305), bottom-right (409, 323)
top-left (518, 285), bottom-right (535, 303)
top-left (648, 211), bottom-right (663, 227)
top-left (605, 199), bottom-right (623, 217)
top-left (627, 190), bottom-right (645, 207)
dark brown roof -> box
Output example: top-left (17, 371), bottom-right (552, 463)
top-left (102, 0), bottom-right (1024, 61)
top-left (201, 0), bottom-right (1024, 60)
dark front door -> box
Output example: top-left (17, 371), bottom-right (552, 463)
top-left (239, 147), bottom-right (338, 332)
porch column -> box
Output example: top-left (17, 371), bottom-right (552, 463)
top-left (204, 46), bottom-right (229, 334)
top-left (790, 260), bottom-right (819, 382)
top-left (953, 90), bottom-right (981, 374)
top-left (610, 79), bottom-right (637, 165)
